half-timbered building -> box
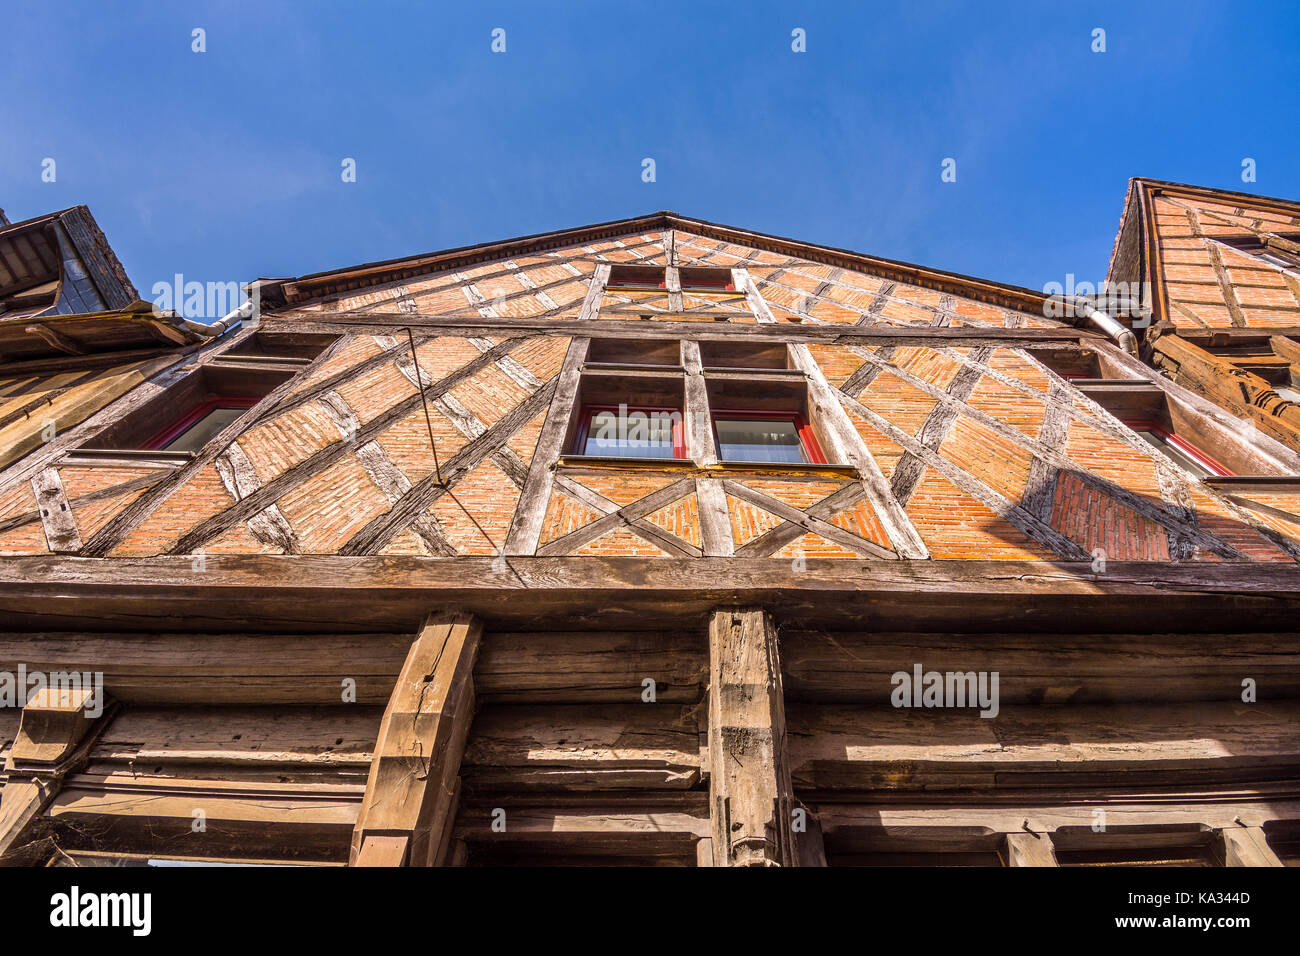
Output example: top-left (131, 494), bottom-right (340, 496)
top-left (3, 186), bottom-right (1300, 867)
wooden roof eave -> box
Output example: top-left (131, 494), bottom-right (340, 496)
top-left (0, 306), bottom-right (213, 366)
top-left (269, 210), bottom-right (1067, 319)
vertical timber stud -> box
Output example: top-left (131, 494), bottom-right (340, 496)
top-left (350, 612), bottom-right (483, 867)
top-left (1219, 827), bottom-right (1283, 867)
top-left (682, 340), bottom-right (734, 556)
top-left (0, 686), bottom-right (115, 864)
top-left (1003, 831), bottom-right (1060, 867)
top-left (707, 608), bottom-right (796, 867)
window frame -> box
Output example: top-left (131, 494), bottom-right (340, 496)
top-left (141, 396), bottom-right (259, 451)
top-left (710, 408), bottom-right (827, 465)
top-left (1125, 419), bottom-right (1233, 477)
top-left (571, 402), bottom-right (687, 460)
top-left (605, 265), bottom-right (668, 291)
top-left (678, 268), bottom-right (737, 293)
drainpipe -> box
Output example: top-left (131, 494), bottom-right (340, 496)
top-left (178, 297), bottom-right (256, 338)
top-left (1065, 295), bottom-right (1138, 355)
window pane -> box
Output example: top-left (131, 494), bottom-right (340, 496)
top-left (715, 417), bottom-right (806, 464)
top-left (582, 409), bottom-right (677, 459)
top-left (163, 406), bottom-right (245, 452)
top-left (1134, 429), bottom-right (1212, 479)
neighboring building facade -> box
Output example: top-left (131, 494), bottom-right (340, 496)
top-left (1110, 179), bottom-right (1300, 453)
top-left (0, 206), bottom-right (221, 471)
top-left (2, 191), bottom-right (1300, 867)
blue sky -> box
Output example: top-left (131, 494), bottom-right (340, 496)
top-left (2, 1), bottom-right (1297, 315)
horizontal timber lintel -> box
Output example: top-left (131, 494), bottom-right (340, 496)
top-left (1, 556), bottom-right (1299, 632)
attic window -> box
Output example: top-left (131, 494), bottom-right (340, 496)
top-left (679, 268), bottom-right (736, 292)
top-left (1220, 234), bottom-right (1300, 273)
top-left (606, 265), bottom-right (666, 290)
top-left (1126, 421), bottom-right (1232, 478)
top-left (69, 364), bottom-right (293, 465)
top-left (143, 398), bottom-right (258, 451)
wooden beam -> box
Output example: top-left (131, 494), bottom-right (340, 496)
top-left (350, 611), bottom-right (482, 867)
top-left (5, 556), bottom-right (1300, 634)
top-left (786, 700), bottom-right (1300, 791)
top-left (29, 467), bottom-right (82, 553)
top-left (461, 703), bottom-right (701, 790)
top-left (24, 323), bottom-right (85, 355)
top-left (1004, 831), bottom-right (1060, 867)
top-left (681, 340), bottom-right (717, 466)
top-left (707, 608), bottom-right (796, 866)
top-left (268, 311), bottom-right (1095, 346)
top-left (1218, 826), bottom-right (1284, 867)
top-left (577, 264), bottom-right (611, 321)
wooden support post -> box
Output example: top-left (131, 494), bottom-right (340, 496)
top-left (1219, 826), bottom-right (1283, 867)
top-left (350, 611), bottom-right (483, 867)
top-left (1003, 831), bottom-right (1059, 867)
top-left (1, 685), bottom-right (113, 864)
top-left (707, 608), bottom-right (796, 867)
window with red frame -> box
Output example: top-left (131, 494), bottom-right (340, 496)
top-left (711, 410), bottom-right (825, 465)
top-left (572, 404), bottom-right (685, 460)
top-left (143, 397), bottom-right (259, 453)
top-left (1126, 420), bottom-right (1231, 478)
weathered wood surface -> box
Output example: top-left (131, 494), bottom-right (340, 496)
top-left (1003, 831), bottom-right (1059, 867)
top-left (453, 792), bottom-right (710, 859)
top-left (3, 556), bottom-right (1300, 632)
top-left (351, 612), bottom-right (481, 867)
top-left (29, 468), bottom-right (81, 553)
top-left (267, 312), bottom-right (1094, 346)
top-left (786, 701), bottom-right (1300, 791)
top-left (707, 608), bottom-right (795, 866)
top-left (462, 704), bottom-right (701, 790)
top-left (1218, 826), bottom-right (1284, 867)
top-left (476, 630), bottom-right (706, 703)
top-left (0, 629), bottom-right (707, 706)
top-left (85, 706), bottom-right (381, 773)
top-left (780, 629), bottom-right (1300, 704)
top-left (0, 632), bottom-right (410, 705)
top-left (47, 777), bottom-right (358, 863)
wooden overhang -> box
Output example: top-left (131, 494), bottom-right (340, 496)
top-left (3, 555), bottom-right (1300, 633)
top-left (0, 303), bottom-right (211, 366)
